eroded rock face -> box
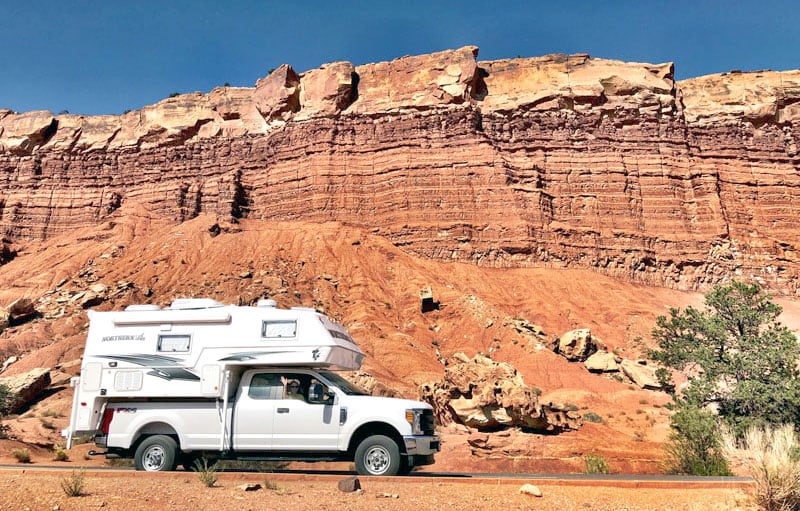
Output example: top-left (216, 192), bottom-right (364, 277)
top-left (2, 47), bottom-right (800, 293)
top-left (420, 353), bottom-right (581, 432)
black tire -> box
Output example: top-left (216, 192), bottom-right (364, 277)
top-left (134, 435), bottom-right (178, 472)
top-left (354, 435), bottom-right (401, 476)
top-left (397, 458), bottom-right (413, 476)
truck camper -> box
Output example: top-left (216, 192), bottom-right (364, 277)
top-left (63, 298), bottom-right (439, 475)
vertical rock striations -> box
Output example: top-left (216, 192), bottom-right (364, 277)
top-left (1, 46), bottom-right (799, 293)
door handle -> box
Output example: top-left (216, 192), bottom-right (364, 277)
top-left (277, 408), bottom-right (289, 413)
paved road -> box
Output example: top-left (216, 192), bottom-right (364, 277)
top-left (0, 464), bottom-right (752, 488)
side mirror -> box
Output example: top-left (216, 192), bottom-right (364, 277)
top-left (308, 383), bottom-right (334, 404)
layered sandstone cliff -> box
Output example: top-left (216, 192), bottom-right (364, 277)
top-left (1, 46), bottom-right (799, 293)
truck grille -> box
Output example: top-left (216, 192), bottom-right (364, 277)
top-left (421, 409), bottom-right (436, 436)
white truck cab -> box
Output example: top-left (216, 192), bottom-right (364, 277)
top-left (63, 299), bottom-right (439, 475)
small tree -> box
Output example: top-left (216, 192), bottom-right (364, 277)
top-left (0, 383), bottom-right (13, 439)
top-left (650, 281), bottom-right (800, 435)
top-left (649, 281), bottom-right (800, 475)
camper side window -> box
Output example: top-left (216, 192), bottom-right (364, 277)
top-left (248, 373), bottom-right (282, 400)
top-left (158, 334), bottom-right (191, 352)
top-left (262, 320), bottom-right (297, 339)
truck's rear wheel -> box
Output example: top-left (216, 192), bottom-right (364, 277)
top-left (354, 435), bottom-right (401, 476)
top-left (135, 435), bottom-right (178, 471)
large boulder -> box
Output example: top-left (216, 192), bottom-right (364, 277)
top-left (6, 297), bottom-right (37, 325)
top-left (297, 62), bottom-right (357, 119)
top-left (556, 328), bottom-right (600, 361)
top-left (253, 64), bottom-right (301, 122)
top-left (584, 351), bottom-right (621, 373)
top-left (0, 367), bottom-right (51, 414)
top-left (620, 360), bottom-right (661, 390)
top-left (420, 353), bottom-right (580, 432)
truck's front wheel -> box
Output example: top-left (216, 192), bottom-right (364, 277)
top-left (354, 435), bottom-right (401, 476)
top-left (135, 435), bottom-right (178, 471)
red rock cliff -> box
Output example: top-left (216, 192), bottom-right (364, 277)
top-left (1, 46), bottom-right (799, 293)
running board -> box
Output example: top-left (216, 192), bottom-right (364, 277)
top-left (217, 452), bottom-right (343, 463)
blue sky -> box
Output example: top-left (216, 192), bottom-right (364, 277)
top-left (1, 0), bottom-right (798, 115)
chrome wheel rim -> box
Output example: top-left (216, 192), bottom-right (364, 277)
top-left (365, 445), bottom-right (390, 475)
top-left (142, 445), bottom-right (166, 471)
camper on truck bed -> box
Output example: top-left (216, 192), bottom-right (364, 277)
top-left (63, 298), bottom-right (440, 476)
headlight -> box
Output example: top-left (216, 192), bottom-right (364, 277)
top-left (405, 409), bottom-right (423, 435)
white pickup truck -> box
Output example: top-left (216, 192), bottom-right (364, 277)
top-left (95, 366), bottom-right (438, 475)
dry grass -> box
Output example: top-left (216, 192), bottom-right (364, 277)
top-left (723, 424), bottom-right (800, 511)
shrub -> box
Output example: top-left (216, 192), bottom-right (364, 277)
top-left (584, 453), bottom-right (610, 474)
top-left (60, 468), bottom-right (86, 497)
top-left (193, 457), bottom-right (218, 487)
top-left (53, 445), bottom-right (69, 462)
top-left (582, 412), bottom-right (603, 423)
top-left (12, 448), bottom-right (31, 463)
top-left (722, 424), bottom-right (800, 511)
top-left (664, 407), bottom-right (730, 476)
top-left (0, 383), bottom-right (13, 416)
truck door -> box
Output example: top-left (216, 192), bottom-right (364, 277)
top-left (271, 372), bottom-right (340, 451)
top-left (232, 372), bottom-right (280, 450)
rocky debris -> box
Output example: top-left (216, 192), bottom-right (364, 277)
top-left (620, 360), bottom-right (661, 390)
top-left (337, 476), bottom-right (361, 493)
top-left (556, 329), bottom-right (602, 362)
top-left (519, 484), bottom-right (543, 497)
top-left (37, 278), bottom-right (135, 319)
top-left (551, 328), bottom-right (664, 390)
top-left (505, 317), bottom-right (546, 338)
top-left (237, 483), bottom-right (261, 492)
top-left (0, 367), bottom-right (51, 414)
top-left (584, 351), bottom-right (621, 373)
top-left (420, 353), bottom-right (581, 432)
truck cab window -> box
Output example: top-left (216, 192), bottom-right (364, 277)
top-left (280, 373), bottom-right (307, 401)
top-left (248, 373), bottom-right (281, 400)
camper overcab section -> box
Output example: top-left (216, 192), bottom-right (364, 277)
top-left (64, 299), bottom-right (439, 476)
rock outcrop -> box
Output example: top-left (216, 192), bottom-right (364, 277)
top-left (2, 47), bottom-right (800, 293)
top-left (0, 367), bottom-right (51, 414)
top-left (420, 353), bottom-right (581, 432)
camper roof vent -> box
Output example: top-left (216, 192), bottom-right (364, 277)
top-left (168, 298), bottom-right (225, 310)
top-left (124, 304), bottom-right (161, 312)
top-left (257, 299), bottom-right (278, 308)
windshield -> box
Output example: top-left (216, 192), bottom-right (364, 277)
top-left (317, 370), bottom-right (370, 396)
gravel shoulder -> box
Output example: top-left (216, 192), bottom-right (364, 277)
top-left (0, 468), bottom-right (756, 511)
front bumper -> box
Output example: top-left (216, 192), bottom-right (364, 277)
top-left (403, 435), bottom-right (440, 455)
